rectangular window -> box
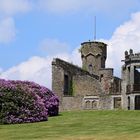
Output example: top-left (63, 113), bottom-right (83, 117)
top-left (64, 74), bottom-right (69, 95)
top-left (114, 97), bottom-right (121, 109)
top-left (63, 74), bottom-right (73, 96)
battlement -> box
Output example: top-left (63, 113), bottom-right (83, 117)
top-left (81, 41), bottom-right (106, 46)
top-left (80, 41), bottom-right (107, 57)
top-left (124, 49), bottom-right (140, 65)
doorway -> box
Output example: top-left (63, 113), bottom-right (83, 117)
top-left (135, 95), bottom-right (140, 110)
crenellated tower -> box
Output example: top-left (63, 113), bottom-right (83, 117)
top-left (80, 41), bottom-right (107, 75)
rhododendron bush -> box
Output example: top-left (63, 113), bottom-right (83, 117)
top-left (0, 79), bottom-right (59, 124)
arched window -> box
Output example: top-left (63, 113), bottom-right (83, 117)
top-left (88, 64), bottom-right (93, 74)
top-left (85, 101), bottom-right (90, 109)
top-left (92, 101), bottom-right (97, 109)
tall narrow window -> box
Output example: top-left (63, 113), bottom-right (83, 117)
top-left (135, 95), bottom-right (140, 110)
top-left (100, 74), bottom-right (103, 82)
top-left (128, 96), bottom-right (130, 110)
top-left (63, 74), bottom-right (73, 96)
top-left (88, 64), bottom-right (93, 74)
top-left (85, 101), bottom-right (90, 109)
top-left (92, 101), bottom-right (97, 109)
top-left (64, 74), bottom-right (69, 95)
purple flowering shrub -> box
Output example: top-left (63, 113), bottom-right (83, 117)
top-left (0, 79), bottom-right (59, 124)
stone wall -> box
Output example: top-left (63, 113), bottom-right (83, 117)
top-left (51, 46), bottom-right (140, 111)
top-left (99, 95), bottom-right (112, 109)
top-left (99, 68), bottom-right (121, 95)
top-left (112, 77), bottom-right (121, 94)
top-left (73, 75), bottom-right (102, 96)
top-left (80, 41), bottom-right (107, 75)
top-left (52, 58), bottom-right (103, 111)
top-left (61, 96), bottom-right (83, 111)
top-left (99, 95), bottom-right (122, 110)
top-left (99, 68), bottom-right (113, 94)
top-left (52, 61), bottom-right (64, 107)
top-left (52, 58), bottom-right (122, 111)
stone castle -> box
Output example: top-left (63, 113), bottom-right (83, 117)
top-left (52, 40), bottom-right (140, 111)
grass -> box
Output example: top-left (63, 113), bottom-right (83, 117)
top-left (0, 110), bottom-right (140, 140)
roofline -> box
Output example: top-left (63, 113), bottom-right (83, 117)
top-left (81, 41), bottom-right (107, 46)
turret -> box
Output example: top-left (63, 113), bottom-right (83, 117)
top-left (80, 41), bottom-right (107, 75)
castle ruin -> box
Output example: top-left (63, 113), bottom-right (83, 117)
top-left (52, 41), bottom-right (140, 111)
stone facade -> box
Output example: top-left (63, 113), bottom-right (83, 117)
top-left (52, 58), bottom-right (102, 111)
top-left (80, 41), bottom-right (107, 75)
top-left (121, 49), bottom-right (140, 110)
top-left (52, 41), bottom-right (140, 111)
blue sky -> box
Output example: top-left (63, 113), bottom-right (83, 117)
top-left (0, 0), bottom-right (140, 88)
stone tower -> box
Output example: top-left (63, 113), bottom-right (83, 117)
top-left (80, 41), bottom-right (107, 75)
top-left (122, 49), bottom-right (140, 110)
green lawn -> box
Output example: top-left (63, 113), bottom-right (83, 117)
top-left (0, 110), bottom-right (140, 140)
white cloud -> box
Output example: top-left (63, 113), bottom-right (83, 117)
top-left (0, 17), bottom-right (16, 43)
top-left (2, 11), bottom-right (140, 88)
top-left (0, 40), bottom-right (81, 89)
top-left (38, 0), bottom-right (86, 13)
top-left (106, 12), bottom-right (140, 76)
top-left (0, 0), bottom-right (31, 16)
top-left (71, 47), bottom-right (82, 66)
top-left (0, 0), bottom-right (32, 44)
top-left (0, 56), bottom-right (53, 88)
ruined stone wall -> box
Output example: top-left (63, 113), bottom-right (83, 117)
top-left (99, 95), bottom-right (122, 110)
top-left (99, 68), bottom-right (121, 95)
top-left (52, 58), bottom-right (122, 111)
top-left (99, 68), bottom-right (113, 94)
top-left (52, 58), bottom-right (102, 111)
top-left (62, 72), bottom-right (104, 111)
top-left (121, 64), bottom-right (131, 109)
top-left (99, 95), bottom-right (112, 109)
top-left (52, 62), bottom-right (64, 109)
top-left (73, 74), bottom-right (102, 96)
top-left (111, 77), bottom-right (121, 94)
top-left (52, 58), bottom-right (98, 79)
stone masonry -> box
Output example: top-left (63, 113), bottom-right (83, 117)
top-left (121, 49), bottom-right (140, 110)
top-left (52, 40), bottom-right (140, 111)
